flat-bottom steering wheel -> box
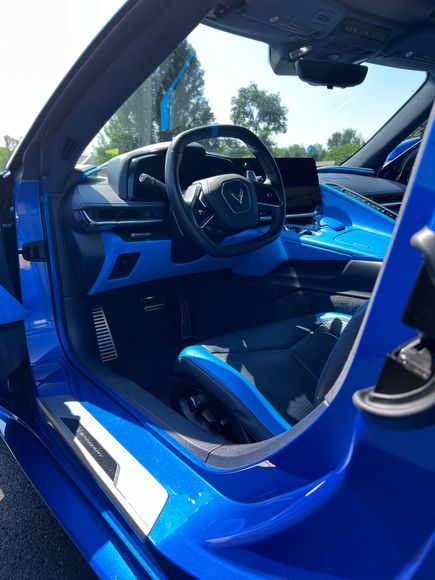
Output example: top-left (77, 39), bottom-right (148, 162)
top-left (165, 125), bottom-right (286, 257)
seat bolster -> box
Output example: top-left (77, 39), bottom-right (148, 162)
top-left (315, 303), bottom-right (368, 404)
top-left (176, 345), bottom-right (290, 439)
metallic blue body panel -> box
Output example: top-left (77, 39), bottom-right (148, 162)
top-left (3, 111), bottom-right (435, 577)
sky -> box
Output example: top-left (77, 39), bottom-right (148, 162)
top-left (0, 1), bottom-right (426, 150)
top-left (0, 0), bottom-right (125, 141)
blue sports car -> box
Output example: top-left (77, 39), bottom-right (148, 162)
top-left (1, 0), bottom-right (435, 577)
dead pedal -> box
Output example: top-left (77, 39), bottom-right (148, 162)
top-left (91, 305), bottom-right (118, 363)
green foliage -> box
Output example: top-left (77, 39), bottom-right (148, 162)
top-left (327, 128), bottom-right (363, 150)
top-left (93, 40), bottom-right (215, 164)
top-left (272, 142), bottom-right (326, 161)
top-left (272, 143), bottom-right (306, 158)
top-left (230, 82), bottom-right (287, 149)
top-left (409, 121), bottom-right (426, 139)
top-left (0, 135), bottom-right (20, 171)
top-left (0, 148), bottom-right (10, 171)
top-left (324, 142), bottom-right (362, 165)
top-left (307, 143), bottom-right (327, 161)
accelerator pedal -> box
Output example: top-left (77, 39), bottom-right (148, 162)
top-left (91, 305), bottom-right (118, 363)
top-left (178, 292), bottom-right (192, 340)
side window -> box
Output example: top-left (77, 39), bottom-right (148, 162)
top-left (408, 121), bottom-right (427, 139)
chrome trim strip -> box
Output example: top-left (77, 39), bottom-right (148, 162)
top-left (200, 212), bottom-right (215, 229)
top-left (286, 211), bottom-right (316, 219)
top-left (80, 208), bottom-right (164, 227)
top-left (257, 201), bottom-right (282, 208)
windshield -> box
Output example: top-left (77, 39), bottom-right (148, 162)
top-left (88, 24), bottom-right (426, 166)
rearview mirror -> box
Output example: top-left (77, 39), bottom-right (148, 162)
top-left (269, 46), bottom-right (368, 89)
top-left (295, 59), bottom-right (368, 89)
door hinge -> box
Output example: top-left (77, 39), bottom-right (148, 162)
top-left (21, 240), bottom-right (47, 262)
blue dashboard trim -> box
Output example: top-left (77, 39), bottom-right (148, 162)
top-left (178, 345), bottom-right (290, 435)
top-left (320, 182), bottom-right (395, 235)
top-left (316, 312), bottom-right (352, 323)
top-left (88, 223), bottom-right (390, 294)
top-left (317, 166), bottom-right (375, 176)
top-left (86, 180), bottom-right (395, 294)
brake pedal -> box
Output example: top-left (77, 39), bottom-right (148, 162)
top-left (142, 295), bottom-right (165, 312)
top-left (178, 292), bottom-right (192, 340)
top-left (91, 305), bottom-right (118, 363)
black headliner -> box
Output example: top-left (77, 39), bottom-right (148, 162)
top-left (205, 0), bottom-right (435, 75)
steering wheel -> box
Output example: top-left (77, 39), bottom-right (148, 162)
top-left (165, 125), bottom-right (286, 257)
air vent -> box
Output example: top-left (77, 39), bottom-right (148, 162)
top-left (61, 137), bottom-right (80, 162)
top-left (79, 201), bottom-right (165, 228)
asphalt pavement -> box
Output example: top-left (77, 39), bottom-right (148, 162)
top-left (0, 439), bottom-right (95, 579)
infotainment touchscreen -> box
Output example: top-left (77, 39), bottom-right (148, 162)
top-left (232, 156), bottom-right (321, 213)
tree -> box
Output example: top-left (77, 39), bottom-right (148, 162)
top-left (307, 143), bottom-right (326, 161)
top-left (327, 128), bottom-right (363, 150)
top-left (0, 135), bottom-right (20, 171)
top-left (272, 142), bottom-right (326, 161)
top-left (272, 144), bottom-right (306, 158)
top-left (324, 142), bottom-right (362, 165)
top-left (230, 82), bottom-right (287, 148)
top-left (93, 40), bottom-right (215, 164)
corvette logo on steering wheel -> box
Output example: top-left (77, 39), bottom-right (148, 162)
top-left (221, 179), bottom-right (251, 213)
top-left (230, 188), bottom-right (245, 204)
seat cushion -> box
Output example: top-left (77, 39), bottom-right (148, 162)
top-left (175, 311), bottom-right (355, 440)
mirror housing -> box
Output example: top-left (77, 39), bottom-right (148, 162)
top-left (270, 46), bottom-right (368, 88)
top-left (295, 59), bottom-right (368, 89)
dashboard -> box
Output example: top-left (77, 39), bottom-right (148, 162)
top-left (318, 172), bottom-right (405, 213)
top-left (64, 142), bottom-right (402, 294)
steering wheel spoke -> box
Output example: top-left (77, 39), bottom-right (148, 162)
top-left (192, 190), bottom-right (216, 229)
top-left (254, 181), bottom-right (283, 208)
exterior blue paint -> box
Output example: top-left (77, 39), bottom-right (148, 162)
top-left (3, 110), bottom-right (435, 578)
top-left (0, 405), bottom-right (162, 578)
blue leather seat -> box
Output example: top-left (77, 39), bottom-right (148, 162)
top-left (175, 305), bottom-right (367, 440)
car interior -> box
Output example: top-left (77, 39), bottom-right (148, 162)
top-left (19, 0), bottom-right (435, 462)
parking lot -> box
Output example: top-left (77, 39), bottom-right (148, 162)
top-left (0, 439), bottom-right (94, 579)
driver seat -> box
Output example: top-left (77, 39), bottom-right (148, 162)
top-left (175, 304), bottom-right (367, 440)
